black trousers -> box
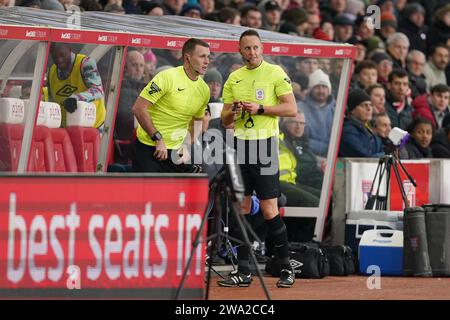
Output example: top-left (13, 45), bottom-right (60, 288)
top-left (132, 139), bottom-right (197, 173)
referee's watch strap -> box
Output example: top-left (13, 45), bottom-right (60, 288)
top-left (257, 104), bottom-right (265, 115)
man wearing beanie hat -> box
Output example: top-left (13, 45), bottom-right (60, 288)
top-left (308, 68), bottom-right (332, 92)
top-left (298, 69), bottom-right (335, 157)
top-left (378, 12), bottom-right (397, 42)
top-left (399, 3), bottom-right (427, 54)
top-left (333, 14), bottom-right (357, 43)
top-left (179, 2), bottom-right (203, 19)
top-left (204, 68), bottom-right (223, 102)
top-left (339, 89), bottom-right (384, 157)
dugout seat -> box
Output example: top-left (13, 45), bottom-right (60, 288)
top-left (51, 128), bottom-right (78, 172)
top-left (66, 101), bottom-right (100, 172)
top-left (28, 125), bottom-right (56, 172)
top-left (0, 98), bottom-right (25, 172)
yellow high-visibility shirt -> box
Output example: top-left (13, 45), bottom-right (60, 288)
top-left (48, 54), bottom-right (105, 128)
top-left (137, 66), bottom-right (209, 149)
top-left (222, 60), bottom-right (292, 140)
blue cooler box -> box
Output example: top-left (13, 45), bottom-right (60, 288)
top-left (359, 229), bottom-right (403, 276)
top-left (345, 210), bottom-right (403, 254)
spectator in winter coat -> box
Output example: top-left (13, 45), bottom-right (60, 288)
top-left (399, 117), bottom-right (434, 159)
top-left (351, 60), bottom-right (378, 90)
top-left (370, 112), bottom-right (392, 147)
top-left (320, 0), bottom-right (347, 22)
top-left (179, 3), bottom-right (203, 19)
top-left (278, 114), bottom-right (321, 208)
top-left (258, 0), bottom-right (282, 32)
top-left (386, 32), bottom-right (410, 69)
top-left (431, 124), bottom-right (450, 158)
top-left (333, 14), bottom-right (356, 43)
top-left (370, 51), bottom-right (393, 88)
top-left (280, 111), bottom-right (324, 196)
top-left (398, 3), bottom-right (427, 54)
top-left (354, 15), bottom-right (385, 55)
top-left (412, 84), bottom-right (450, 129)
top-left (385, 69), bottom-right (414, 130)
top-left (240, 5), bottom-right (263, 29)
top-left (280, 7), bottom-right (309, 36)
top-left (114, 50), bottom-right (147, 163)
top-left (377, 11), bottom-right (398, 43)
top-left (203, 68), bottom-right (223, 103)
top-left (298, 69), bottom-right (336, 157)
top-left (278, 111), bottom-right (322, 242)
top-left (406, 50), bottom-right (428, 99)
top-left (423, 45), bottom-right (449, 91)
top-left (426, 4), bottom-right (450, 52)
top-left (339, 89), bottom-right (385, 157)
top-left (366, 84), bottom-right (387, 115)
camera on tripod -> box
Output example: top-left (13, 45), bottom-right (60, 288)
top-left (384, 127), bottom-right (410, 154)
top-left (365, 127), bottom-right (416, 210)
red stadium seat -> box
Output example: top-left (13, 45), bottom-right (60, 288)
top-left (66, 126), bottom-right (100, 172)
top-left (0, 123), bottom-right (24, 172)
top-left (51, 128), bottom-right (78, 172)
top-left (28, 126), bottom-right (56, 172)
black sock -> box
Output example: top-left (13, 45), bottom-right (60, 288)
top-left (266, 215), bottom-right (291, 271)
top-left (236, 214), bottom-right (252, 275)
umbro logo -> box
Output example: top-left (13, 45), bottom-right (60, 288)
top-left (236, 80), bottom-right (243, 83)
top-left (148, 82), bottom-right (161, 95)
top-left (56, 84), bottom-right (78, 97)
top-left (177, 88), bottom-right (185, 91)
top-left (290, 259), bottom-right (303, 270)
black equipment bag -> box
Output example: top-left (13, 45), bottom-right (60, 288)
top-left (403, 207), bottom-right (432, 277)
top-left (319, 245), bottom-right (358, 276)
top-left (265, 242), bottom-right (329, 279)
top-left (423, 204), bottom-right (450, 276)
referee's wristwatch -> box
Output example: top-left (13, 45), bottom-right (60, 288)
top-left (151, 131), bottom-right (162, 141)
top-left (257, 104), bottom-right (265, 115)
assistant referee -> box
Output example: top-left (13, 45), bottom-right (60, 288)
top-left (218, 29), bottom-right (297, 288)
top-left (132, 38), bottom-right (211, 172)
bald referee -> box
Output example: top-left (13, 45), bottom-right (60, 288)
top-left (132, 38), bottom-right (211, 172)
top-left (218, 29), bottom-right (297, 288)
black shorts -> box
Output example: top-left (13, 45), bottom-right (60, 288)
top-left (234, 137), bottom-right (280, 200)
top-left (132, 139), bottom-right (200, 173)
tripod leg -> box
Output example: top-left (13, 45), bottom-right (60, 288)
top-left (205, 260), bottom-right (225, 278)
top-left (367, 157), bottom-right (386, 210)
top-left (392, 158), bottom-right (410, 208)
top-left (205, 188), bottom-right (224, 300)
top-left (396, 155), bottom-right (417, 187)
top-left (175, 184), bottom-right (218, 300)
top-left (383, 158), bottom-right (392, 210)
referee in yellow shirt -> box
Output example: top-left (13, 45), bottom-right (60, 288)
top-left (218, 30), bottom-right (297, 288)
top-left (132, 38), bottom-right (210, 172)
